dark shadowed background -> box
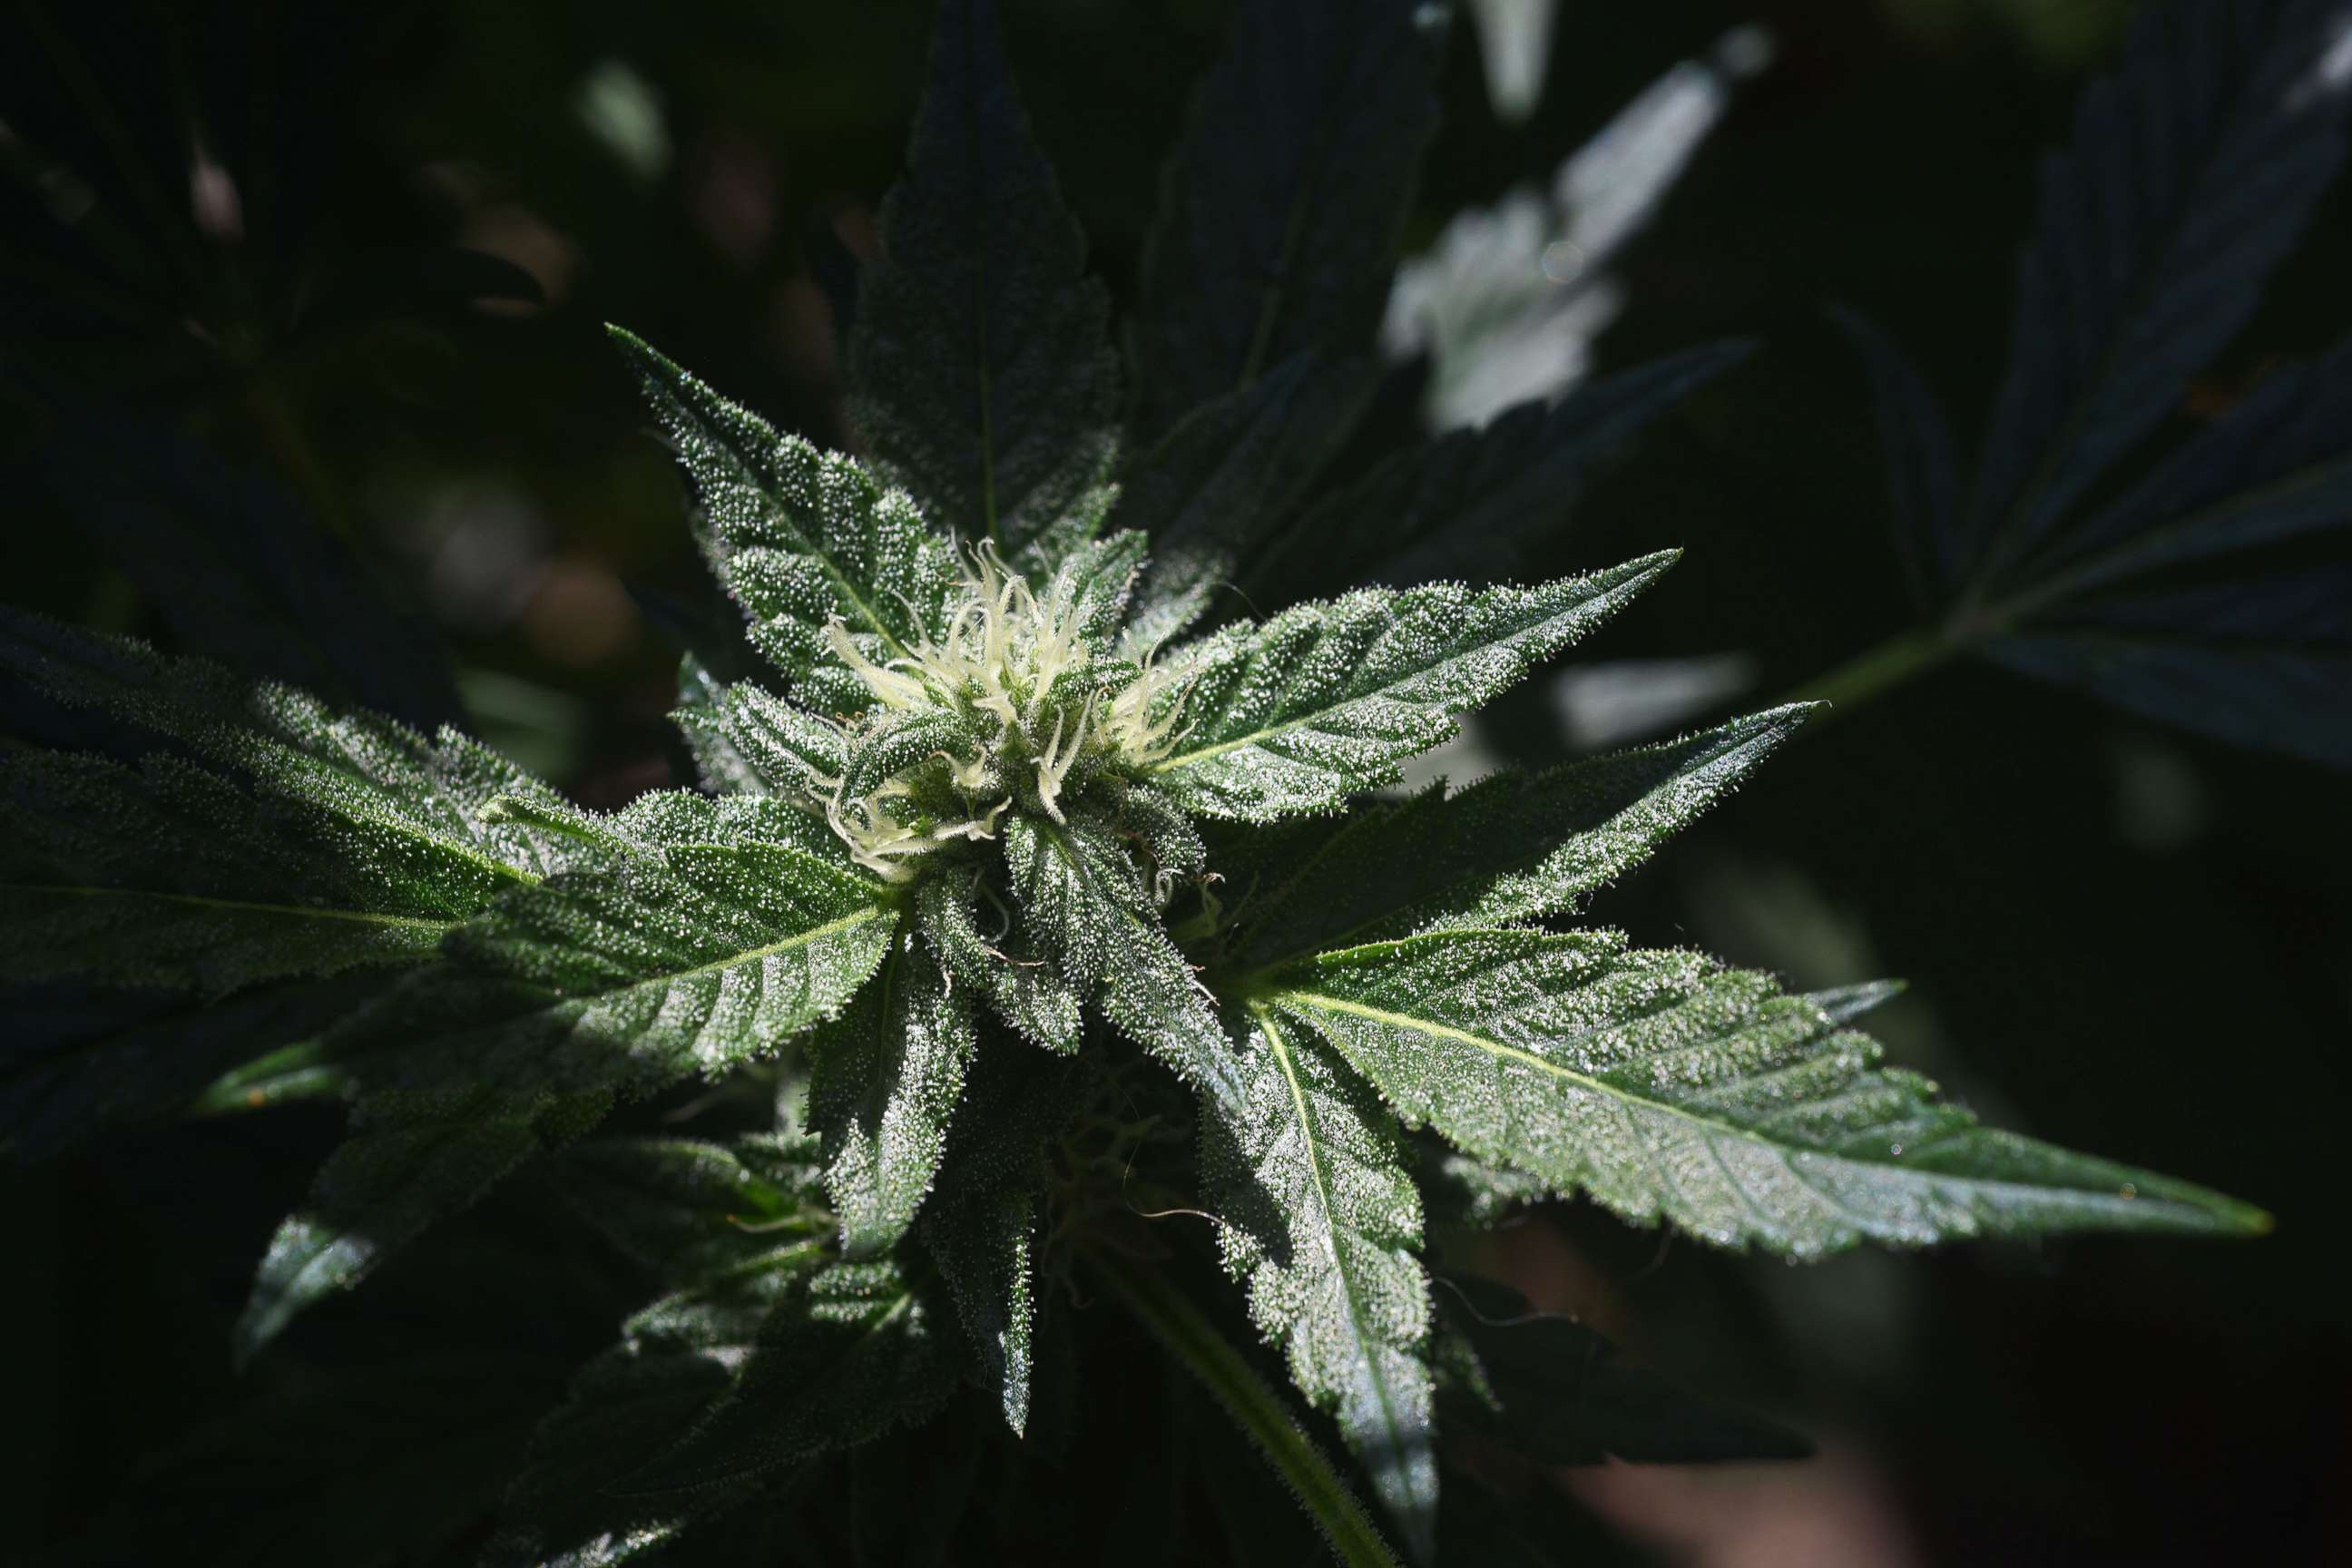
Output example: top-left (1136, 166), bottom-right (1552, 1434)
top-left (4, 0), bottom-right (2346, 1563)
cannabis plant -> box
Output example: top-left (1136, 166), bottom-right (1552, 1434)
top-left (2, 0), bottom-right (2296, 1563)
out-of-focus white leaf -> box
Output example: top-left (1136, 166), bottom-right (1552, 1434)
top-left (1385, 26), bottom-right (1773, 430)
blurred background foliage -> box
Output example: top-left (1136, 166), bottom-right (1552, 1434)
top-left (3, 0), bottom-right (2346, 1562)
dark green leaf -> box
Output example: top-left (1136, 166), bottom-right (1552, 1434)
top-left (2046, 339), bottom-right (2352, 592)
top-left (489, 1248), bottom-right (829, 1566)
top-left (1248, 342), bottom-right (1751, 607)
top-left (846, 0), bottom-right (1119, 571)
top-left (1828, 306), bottom-right (1959, 605)
top-left (0, 611), bottom-right (584, 903)
top-left (548, 1133), bottom-right (830, 1278)
top-left (1966, 0), bottom-right (2352, 567)
top-left (1122, 350), bottom-right (1383, 645)
top-left (620, 1258), bottom-right (962, 1495)
top-left (1436, 1273), bottom-right (1809, 1464)
top-left (918, 1045), bottom-right (1086, 1433)
top-left (1216, 705), bottom-right (1812, 970)
top-left (240, 834), bottom-right (896, 1354)
top-left (1987, 601), bottom-right (2352, 769)
top-left (1132, 0), bottom-right (1446, 435)
top-left (1, 750), bottom-right (455, 995)
top-left (916, 869), bottom-right (1083, 1054)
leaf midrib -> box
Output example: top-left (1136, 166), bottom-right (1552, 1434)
top-left (598, 903), bottom-right (894, 996)
top-left (1152, 559), bottom-right (1667, 775)
top-left (1276, 979), bottom-right (2247, 1230)
top-left (3, 882), bottom-right (456, 933)
top-left (623, 330), bottom-right (924, 664)
top-left (1250, 1005), bottom-right (1421, 1502)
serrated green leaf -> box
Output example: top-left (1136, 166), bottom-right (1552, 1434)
top-left (1149, 554), bottom-right (1675, 820)
top-left (1002, 811), bottom-right (1242, 1112)
top-left (1965, 0), bottom-right (2352, 566)
top-left (680, 680), bottom-right (852, 801)
top-left (671, 653), bottom-right (771, 798)
top-left (1987, 614), bottom-right (2352, 770)
top-left (807, 938), bottom-right (977, 1259)
top-left (926, 1185), bottom-right (1036, 1436)
top-left (1209, 1005), bottom-right (1436, 1562)
top-left (916, 871), bottom-right (1082, 1053)
top-left (3, 975), bottom-right (383, 1160)
top-left (488, 1245), bottom-right (829, 1567)
top-left (610, 328), bottom-right (963, 709)
top-left (1262, 928), bottom-right (2269, 1256)
top-left (1, 750), bottom-right (455, 994)
top-left (846, 0), bottom-right (1119, 572)
top-left (1435, 1272), bottom-right (1809, 1465)
top-left (1808, 979), bottom-right (1906, 1025)
top-left (240, 838), bottom-right (897, 1355)
top-left (1122, 350), bottom-right (1383, 646)
top-left (0, 747), bottom-right (463, 992)
top-left (548, 1133), bottom-right (829, 1278)
top-left (917, 1047), bottom-right (1083, 1435)
top-left (0, 610), bottom-right (584, 901)
top-left (1214, 705), bottom-right (1812, 970)
top-left (610, 788), bottom-right (853, 871)
top-left (1828, 307), bottom-right (1960, 603)
top-left (241, 1081), bottom-right (613, 1362)
top-left (1050, 527), bottom-right (1151, 643)
top-left (1132, 0), bottom-right (1445, 436)
top-left (620, 1258), bottom-right (961, 1496)
top-left (838, 709), bottom-right (976, 804)
top-left (1247, 342), bottom-right (1751, 608)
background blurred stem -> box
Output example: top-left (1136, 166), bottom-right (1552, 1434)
top-left (1085, 1246), bottom-right (1404, 1568)
top-left (1775, 625), bottom-right (1957, 722)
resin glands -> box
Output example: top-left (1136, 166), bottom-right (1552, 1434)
top-left (814, 544), bottom-right (1191, 881)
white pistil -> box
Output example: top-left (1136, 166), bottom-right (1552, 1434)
top-left (810, 545), bottom-right (1201, 867)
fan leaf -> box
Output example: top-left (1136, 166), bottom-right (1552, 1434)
top-left (1132, 0), bottom-right (1446, 435)
top-left (1259, 928), bottom-right (2268, 1256)
top-left (1250, 342), bottom-right (1750, 607)
top-left (1215, 705), bottom-right (1813, 971)
top-left (238, 832), bottom-right (896, 1356)
top-left (846, 0), bottom-right (1119, 572)
top-left (1149, 554), bottom-right (1675, 820)
top-left (807, 939), bottom-right (978, 1259)
top-left (1966, 0), bottom-right (2352, 572)
top-left (1003, 811), bottom-right (1244, 1113)
top-left (618, 1258), bottom-right (961, 1496)
top-left (1210, 1005), bottom-right (1437, 1561)
top-left (611, 328), bottom-right (963, 710)
top-left (0, 611), bottom-right (588, 902)
top-left (1, 751), bottom-right (455, 995)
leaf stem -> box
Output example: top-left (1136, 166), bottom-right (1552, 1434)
top-left (1771, 625), bottom-right (1956, 722)
top-left (1083, 1246), bottom-right (1403, 1568)
top-left (187, 1039), bottom-right (347, 1116)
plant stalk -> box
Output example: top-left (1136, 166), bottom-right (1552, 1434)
top-left (1084, 1246), bottom-right (1404, 1568)
top-left (1773, 624), bottom-right (1958, 721)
